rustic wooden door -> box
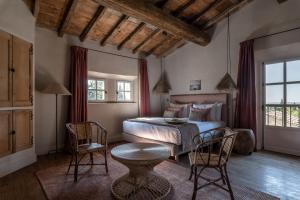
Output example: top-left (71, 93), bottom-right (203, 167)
top-left (0, 30), bottom-right (13, 107)
top-left (12, 36), bottom-right (33, 107)
top-left (0, 111), bottom-right (13, 158)
top-left (13, 110), bottom-right (33, 152)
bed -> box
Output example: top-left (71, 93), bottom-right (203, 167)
top-left (122, 93), bottom-right (228, 158)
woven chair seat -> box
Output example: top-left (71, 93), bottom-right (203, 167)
top-left (188, 152), bottom-right (226, 167)
top-left (78, 143), bottom-right (104, 153)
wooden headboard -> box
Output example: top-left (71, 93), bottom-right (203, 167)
top-left (170, 93), bottom-right (229, 124)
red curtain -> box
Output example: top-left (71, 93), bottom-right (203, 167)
top-left (69, 46), bottom-right (88, 123)
top-left (139, 58), bottom-right (151, 117)
top-left (235, 40), bottom-right (257, 148)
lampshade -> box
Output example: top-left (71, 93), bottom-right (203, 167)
top-left (216, 72), bottom-right (237, 91)
top-left (41, 82), bottom-right (71, 95)
top-left (153, 72), bottom-right (171, 94)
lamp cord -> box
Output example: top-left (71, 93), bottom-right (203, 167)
top-left (227, 14), bottom-right (231, 75)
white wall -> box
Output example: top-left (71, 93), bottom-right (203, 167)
top-left (0, 0), bottom-right (36, 177)
top-left (164, 0), bottom-right (300, 151)
top-left (35, 27), bottom-right (161, 155)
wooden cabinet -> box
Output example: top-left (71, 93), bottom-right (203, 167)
top-left (13, 37), bottom-right (33, 107)
top-left (0, 30), bottom-right (13, 107)
top-left (0, 110), bottom-right (33, 157)
top-left (0, 29), bottom-right (33, 159)
top-left (14, 110), bottom-right (33, 152)
top-left (0, 111), bottom-right (13, 157)
top-left (0, 30), bottom-right (33, 108)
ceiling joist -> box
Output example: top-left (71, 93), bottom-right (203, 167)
top-left (80, 6), bottom-right (106, 42)
top-left (189, 0), bottom-right (223, 23)
top-left (132, 28), bottom-right (162, 54)
top-left (202, 0), bottom-right (252, 29)
top-left (33, 0), bottom-right (39, 18)
top-left (100, 14), bottom-right (129, 46)
top-left (172, 0), bottom-right (196, 16)
top-left (117, 22), bottom-right (146, 50)
top-left (94, 0), bottom-right (210, 46)
top-left (58, 0), bottom-right (79, 37)
top-left (159, 39), bottom-right (186, 57)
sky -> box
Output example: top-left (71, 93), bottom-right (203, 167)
top-left (266, 60), bottom-right (300, 104)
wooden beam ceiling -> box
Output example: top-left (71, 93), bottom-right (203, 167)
top-left (80, 6), bottom-right (106, 42)
top-left (202, 0), bottom-right (252, 29)
top-left (58, 0), bottom-right (79, 37)
top-left (117, 22), bottom-right (145, 50)
top-left (172, 0), bottom-right (196, 16)
top-left (132, 28), bottom-right (162, 54)
top-left (100, 14), bottom-right (129, 46)
top-left (158, 39), bottom-right (186, 57)
top-left (94, 0), bottom-right (210, 46)
top-left (189, 0), bottom-right (223, 23)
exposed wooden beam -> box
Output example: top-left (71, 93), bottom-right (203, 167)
top-left (189, 0), bottom-right (223, 23)
top-left (33, 0), bottom-right (40, 18)
top-left (132, 28), bottom-right (162, 54)
top-left (80, 6), bottom-right (106, 42)
top-left (117, 22), bottom-right (146, 50)
top-left (158, 39), bottom-right (186, 57)
top-left (100, 14), bottom-right (129, 46)
top-left (202, 0), bottom-right (252, 29)
top-left (145, 42), bottom-right (165, 57)
top-left (58, 0), bottom-right (79, 37)
top-left (94, 0), bottom-right (210, 46)
top-left (171, 0), bottom-right (196, 16)
top-left (155, 0), bottom-right (169, 8)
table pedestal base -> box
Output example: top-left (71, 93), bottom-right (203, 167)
top-left (111, 171), bottom-right (171, 200)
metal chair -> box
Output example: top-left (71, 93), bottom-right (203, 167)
top-left (188, 128), bottom-right (237, 200)
top-left (66, 121), bottom-right (108, 182)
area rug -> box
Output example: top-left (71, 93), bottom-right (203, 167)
top-left (36, 155), bottom-right (279, 200)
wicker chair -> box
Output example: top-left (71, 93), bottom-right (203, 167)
top-left (66, 121), bottom-right (108, 182)
top-left (188, 128), bottom-right (237, 200)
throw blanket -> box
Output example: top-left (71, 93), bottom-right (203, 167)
top-left (128, 118), bottom-right (199, 152)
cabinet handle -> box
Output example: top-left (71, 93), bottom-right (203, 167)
top-left (10, 68), bottom-right (15, 72)
top-left (11, 130), bottom-right (16, 135)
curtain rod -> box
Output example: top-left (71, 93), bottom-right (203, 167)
top-left (87, 48), bottom-right (140, 60)
top-left (251, 26), bottom-right (300, 41)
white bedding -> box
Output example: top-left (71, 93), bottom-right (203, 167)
top-left (123, 117), bottom-right (225, 145)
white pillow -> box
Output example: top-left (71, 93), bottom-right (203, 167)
top-left (192, 103), bottom-right (222, 121)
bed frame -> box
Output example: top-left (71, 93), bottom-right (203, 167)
top-left (123, 93), bottom-right (229, 159)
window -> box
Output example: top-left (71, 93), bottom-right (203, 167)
top-left (88, 79), bottom-right (105, 101)
top-left (117, 81), bottom-right (132, 101)
top-left (264, 59), bottom-right (300, 128)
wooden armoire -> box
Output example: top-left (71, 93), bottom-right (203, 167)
top-left (0, 29), bottom-right (33, 158)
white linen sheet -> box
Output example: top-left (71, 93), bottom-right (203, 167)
top-left (123, 117), bottom-right (225, 145)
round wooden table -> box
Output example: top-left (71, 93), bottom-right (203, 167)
top-left (111, 143), bottom-right (171, 200)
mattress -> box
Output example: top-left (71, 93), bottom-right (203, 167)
top-left (123, 117), bottom-right (225, 145)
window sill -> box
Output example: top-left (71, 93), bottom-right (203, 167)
top-left (88, 101), bottom-right (136, 104)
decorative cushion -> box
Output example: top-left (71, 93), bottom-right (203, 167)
top-left (193, 103), bottom-right (222, 121)
top-left (188, 107), bottom-right (210, 121)
top-left (163, 109), bottom-right (180, 118)
top-left (169, 102), bottom-right (191, 118)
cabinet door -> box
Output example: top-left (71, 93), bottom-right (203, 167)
top-left (0, 111), bottom-right (13, 157)
top-left (14, 110), bottom-right (32, 152)
top-left (12, 36), bottom-right (33, 107)
top-left (0, 30), bottom-right (13, 107)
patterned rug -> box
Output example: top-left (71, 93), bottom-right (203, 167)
top-left (36, 155), bottom-right (279, 200)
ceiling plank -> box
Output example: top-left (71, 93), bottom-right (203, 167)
top-left (57, 0), bottom-right (79, 37)
top-left (100, 14), bottom-right (129, 46)
top-left (155, 0), bottom-right (169, 8)
top-left (171, 0), bottom-right (196, 16)
top-left (202, 0), bottom-right (252, 29)
top-left (117, 22), bottom-right (146, 50)
top-left (80, 6), bottom-right (106, 42)
top-left (158, 39), bottom-right (186, 57)
top-left (94, 0), bottom-right (210, 46)
top-left (132, 28), bottom-right (162, 54)
top-left (145, 42), bottom-right (165, 57)
top-left (189, 0), bottom-right (223, 23)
